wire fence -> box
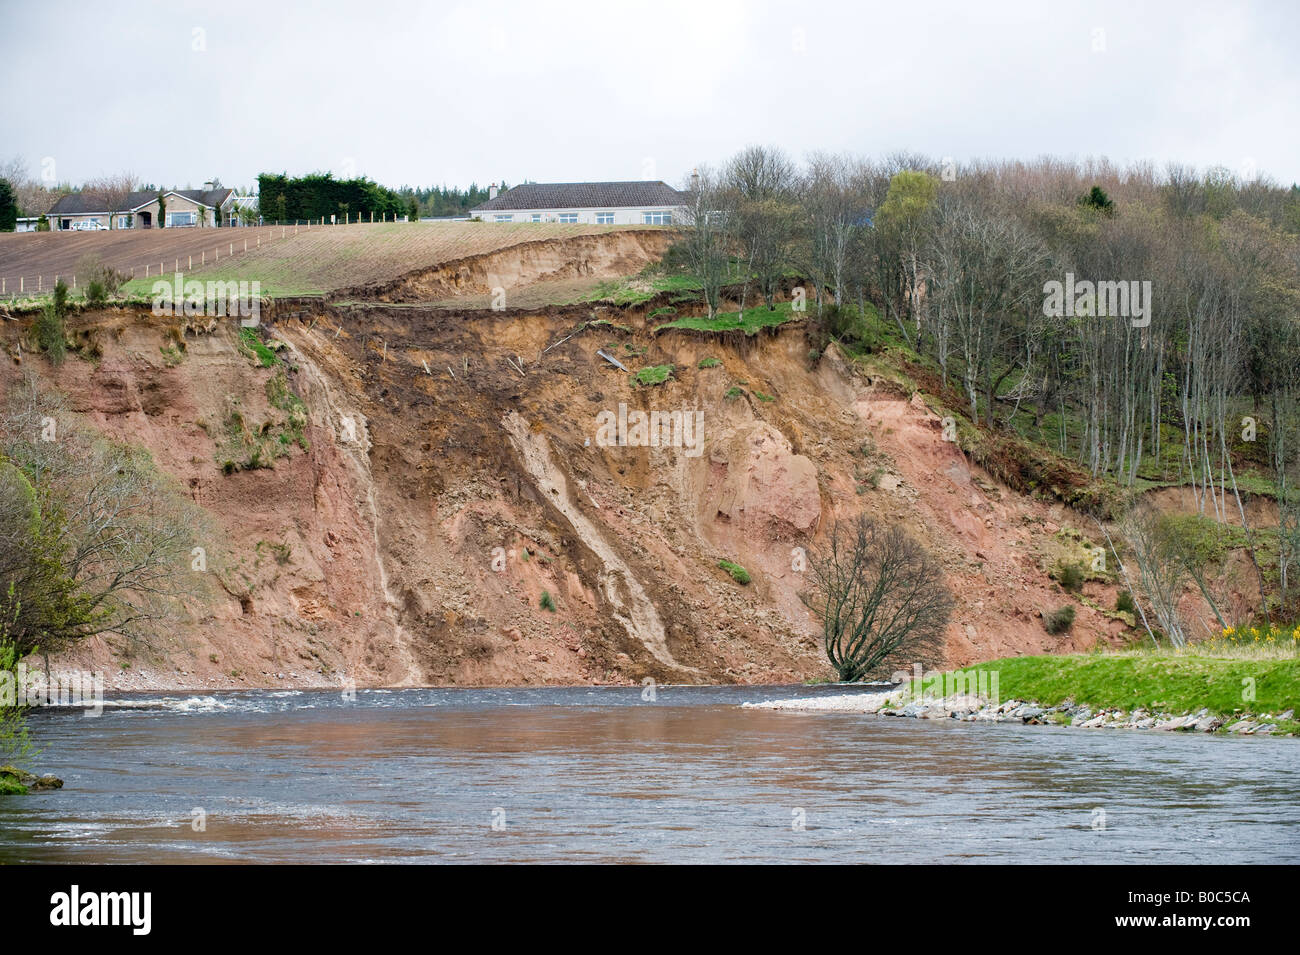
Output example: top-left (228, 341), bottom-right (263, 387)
top-left (0, 214), bottom-right (418, 302)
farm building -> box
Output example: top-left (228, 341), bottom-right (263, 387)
top-left (469, 180), bottom-right (686, 225)
top-left (46, 183), bottom-right (236, 230)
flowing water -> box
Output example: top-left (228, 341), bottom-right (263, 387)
top-left (2, 685), bottom-right (1297, 864)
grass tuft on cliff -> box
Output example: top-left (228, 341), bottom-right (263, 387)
top-left (654, 300), bottom-right (799, 337)
top-left (632, 364), bottom-right (675, 387)
top-left (718, 559), bottom-right (751, 585)
top-left (238, 327), bottom-right (279, 367)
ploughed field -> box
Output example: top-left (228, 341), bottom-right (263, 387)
top-left (0, 224), bottom-right (294, 294)
top-left (0, 222), bottom-right (640, 299)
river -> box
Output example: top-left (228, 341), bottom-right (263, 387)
top-left (2, 685), bottom-right (1296, 863)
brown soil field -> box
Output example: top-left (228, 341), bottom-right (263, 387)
top-left (0, 225), bottom-right (296, 294)
top-left (0, 222), bottom-right (672, 300)
top-left (340, 229), bottom-right (675, 304)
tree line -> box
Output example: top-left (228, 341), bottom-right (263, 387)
top-left (676, 147), bottom-right (1300, 621)
top-left (254, 174), bottom-right (505, 223)
top-left (256, 172), bottom-right (408, 223)
top-left (396, 182), bottom-right (501, 219)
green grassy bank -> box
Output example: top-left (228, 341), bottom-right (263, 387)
top-left (939, 651), bottom-right (1300, 734)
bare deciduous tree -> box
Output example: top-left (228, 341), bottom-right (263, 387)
top-left (800, 152), bottom-right (867, 311)
top-left (804, 517), bottom-right (954, 682)
top-left (677, 166), bottom-right (732, 320)
top-left (0, 155), bottom-right (65, 219)
top-left (84, 171), bottom-right (138, 229)
top-left (924, 190), bottom-right (1052, 426)
top-left (723, 145), bottom-right (800, 311)
top-left (1121, 505), bottom-right (1192, 649)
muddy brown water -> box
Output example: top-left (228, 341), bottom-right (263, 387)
top-left (1, 685), bottom-right (1296, 863)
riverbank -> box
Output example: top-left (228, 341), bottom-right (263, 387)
top-left (745, 652), bottom-right (1300, 737)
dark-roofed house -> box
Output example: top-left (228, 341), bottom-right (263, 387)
top-left (47, 183), bottom-right (236, 231)
top-left (469, 180), bottom-right (686, 225)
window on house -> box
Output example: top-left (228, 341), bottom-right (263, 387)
top-left (643, 211), bottom-right (672, 225)
top-left (558, 213), bottom-right (578, 223)
top-left (168, 211), bottom-right (197, 227)
top-left (495, 214), bottom-right (514, 222)
top-left (117, 215), bottom-right (133, 229)
top-left (595, 212), bottom-right (614, 224)
top-left (530, 214), bottom-right (542, 222)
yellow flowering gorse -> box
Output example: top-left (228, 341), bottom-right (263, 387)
top-left (1220, 624), bottom-right (1300, 645)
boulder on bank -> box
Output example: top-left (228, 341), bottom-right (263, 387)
top-left (0, 765), bottom-right (64, 795)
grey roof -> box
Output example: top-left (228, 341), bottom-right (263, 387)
top-left (471, 181), bottom-right (687, 212)
top-left (49, 188), bottom-right (234, 216)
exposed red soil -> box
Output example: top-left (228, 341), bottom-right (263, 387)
top-left (0, 231), bottom-right (1257, 691)
top-left (0, 310), bottom-right (1134, 692)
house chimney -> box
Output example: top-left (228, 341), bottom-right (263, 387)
top-left (203, 181), bottom-right (214, 192)
top-left (489, 183), bottom-right (499, 200)
top-left (690, 168), bottom-right (700, 192)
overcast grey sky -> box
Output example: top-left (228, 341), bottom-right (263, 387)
top-left (2, 0), bottom-right (1298, 191)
